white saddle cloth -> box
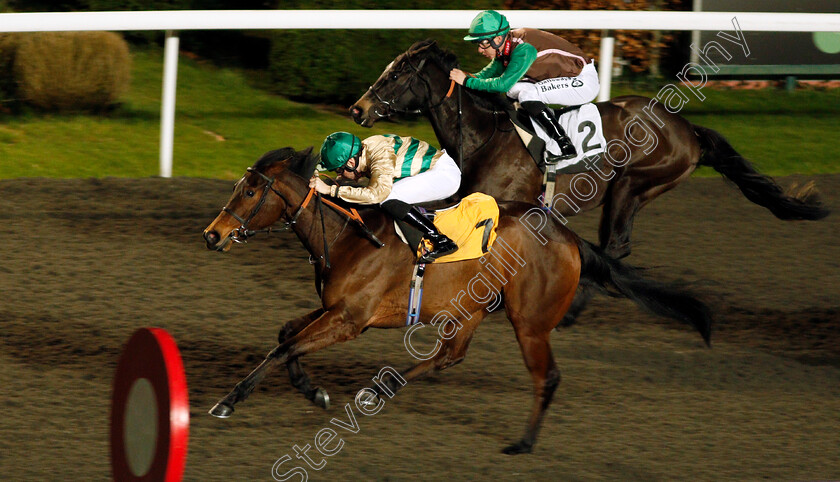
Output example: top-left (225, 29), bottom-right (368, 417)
top-left (532, 103), bottom-right (607, 173)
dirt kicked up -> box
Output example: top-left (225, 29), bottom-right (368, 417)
top-left (0, 174), bottom-right (838, 480)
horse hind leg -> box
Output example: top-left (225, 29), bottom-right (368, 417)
top-left (366, 316), bottom-right (482, 404)
top-left (557, 180), bottom-right (638, 330)
top-left (503, 331), bottom-right (560, 455)
top-left (503, 251), bottom-right (576, 453)
top-left (558, 175), bottom-right (678, 329)
top-left (558, 280), bottom-right (595, 329)
top-left (598, 177), bottom-right (639, 260)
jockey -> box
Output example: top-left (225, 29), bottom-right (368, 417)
top-left (449, 10), bottom-right (600, 161)
top-left (310, 132), bottom-right (461, 263)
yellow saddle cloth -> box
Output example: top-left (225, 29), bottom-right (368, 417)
top-left (419, 193), bottom-right (499, 263)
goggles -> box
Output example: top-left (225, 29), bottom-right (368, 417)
top-left (335, 158), bottom-right (359, 175)
top-left (472, 36), bottom-right (505, 50)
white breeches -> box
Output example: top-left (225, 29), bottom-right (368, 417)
top-left (507, 62), bottom-right (600, 106)
top-left (383, 151), bottom-right (461, 205)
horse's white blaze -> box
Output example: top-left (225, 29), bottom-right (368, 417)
top-left (375, 61), bottom-right (395, 83)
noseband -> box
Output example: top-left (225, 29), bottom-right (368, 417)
top-left (222, 167), bottom-right (384, 284)
top-left (365, 52), bottom-right (508, 168)
top-left (367, 56), bottom-right (448, 118)
top-left (223, 167), bottom-right (300, 243)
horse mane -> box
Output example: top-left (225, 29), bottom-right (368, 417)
top-left (252, 147), bottom-right (383, 219)
top-left (407, 39), bottom-right (514, 114)
top-left (253, 146), bottom-right (320, 180)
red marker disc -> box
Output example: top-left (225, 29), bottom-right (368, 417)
top-left (110, 328), bottom-right (189, 481)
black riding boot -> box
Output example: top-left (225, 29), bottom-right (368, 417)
top-left (522, 101), bottom-right (577, 162)
top-left (403, 207), bottom-right (458, 263)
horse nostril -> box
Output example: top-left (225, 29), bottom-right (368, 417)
top-left (204, 231), bottom-right (219, 246)
top-left (349, 106), bottom-right (361, 118)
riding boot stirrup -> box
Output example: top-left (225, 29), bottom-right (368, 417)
top-left (522, 101), bottom-right (577, 162)
top-left (402, 207), bottom-right (458, 263)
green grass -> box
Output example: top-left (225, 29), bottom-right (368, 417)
top-left (611, 84), bottom-right (840, 176)
top-left (1, 47), bottom-right (839, 179)
top-left (0, 48), bottom-right (438, 180)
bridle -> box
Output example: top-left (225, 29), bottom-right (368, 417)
top-left (222, 167), bottom-right (384, 274)
top-left (365, 51), bottom-right (509, 167)
top-left (223, 167), bottom-right (301, 244)
top-left (366, 54), bottom-right (451, 118)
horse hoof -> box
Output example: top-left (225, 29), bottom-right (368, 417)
top-left (313, 388), bottom-right (330, 410)
top-left (501, 440), bottom-right (533, 455)
top-left (356, 391), bottom-right (381, 408)
top-left (209, 401), bottom-right (235, 418)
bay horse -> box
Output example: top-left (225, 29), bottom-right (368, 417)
top-left (202, 146), bottom-right (712, 454)
top-left (349, 39), bottom-right (829, 261)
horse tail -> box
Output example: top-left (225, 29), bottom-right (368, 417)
top-left (693, 125), bottom-right (830, 220)
top-left (576, 238), bottom-right (712, 346)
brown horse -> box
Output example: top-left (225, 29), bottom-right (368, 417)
top-left (349, 39), bottom-right (829, 261)
top-left (202, 147), bottom-right (712, 454)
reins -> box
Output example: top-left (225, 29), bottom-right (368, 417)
top-left (442, 78), bottom-right (507, 168)
top-left (224, 168), bottom-right (387, 297)
top-left (366, 51), bottom-right (508, 168)
top-left (227, 169), bottom-right (384, 267)
top-left (293, 182), bottom-right (384, 251)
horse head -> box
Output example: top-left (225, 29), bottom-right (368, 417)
top-left (203, 147), bottom-right (318, 251)
top-left (350, 39), bottom-right (457, 127)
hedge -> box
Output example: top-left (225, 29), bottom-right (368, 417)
top-left (11, 32), bottom-right (131, 111)
top-left (3, 1), bottom-right (503, 106)
top-left (266, 0), bottom-right (502, 105)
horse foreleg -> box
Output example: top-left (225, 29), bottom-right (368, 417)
top-left (287, 355), bottom-right (330, 409)
top-left (278, 309), bottom-right (330, 409)
top-left (210, 307), bottom-right (355, 418)
top-left (209, 344), bottom-right (288, 418)
top-left (504, 331), bottom-right (559, 455)
top-left (278, 308), bottom-right (324, 344)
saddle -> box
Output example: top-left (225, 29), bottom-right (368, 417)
top-left (397, 192), bottom-right (500, 326)
top-left (506, 102), bottom-right (607, 176)
top-left (322, 177), bottom-right (498, 263)
top-left (394, 193), bottom-right (499, 264)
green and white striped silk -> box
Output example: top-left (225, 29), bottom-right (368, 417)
top-left (383, 134), bottom-right (441, 181)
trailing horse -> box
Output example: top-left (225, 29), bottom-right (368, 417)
top-left (349, 40), bottom-right (829, 260)
top-left (202, 147), bottom-right (712, 454)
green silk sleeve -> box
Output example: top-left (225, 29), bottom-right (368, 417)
top-left (471, 59), bottom-right (504, 80)
top-left (465, 43), bottom-right (537, 93)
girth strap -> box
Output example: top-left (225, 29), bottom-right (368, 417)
top-left (406, 262), bottom-right (427, 326)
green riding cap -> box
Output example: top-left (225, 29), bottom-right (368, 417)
top-left (319, 132), bottom-right (362, 170)
top-left (463, 10), bottom-right (510, 42)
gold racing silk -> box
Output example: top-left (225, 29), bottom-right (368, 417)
top-left (333, 134), bottom-right (444, 204)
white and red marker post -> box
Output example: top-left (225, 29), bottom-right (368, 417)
top-left (110, 327), bottom-right (189, 481)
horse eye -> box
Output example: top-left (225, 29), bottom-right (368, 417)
top-left (245, 189), bottom-right (255, 197)
top-left (391, 73), bottom-right (398, 80)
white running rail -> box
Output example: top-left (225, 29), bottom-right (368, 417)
top-left (2, 10), bottom-right (838, 176)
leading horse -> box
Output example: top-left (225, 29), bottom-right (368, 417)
top-left (203, 147), bottom-right (712, 454)
top-left (350, 40), bottom-right (829, 260)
